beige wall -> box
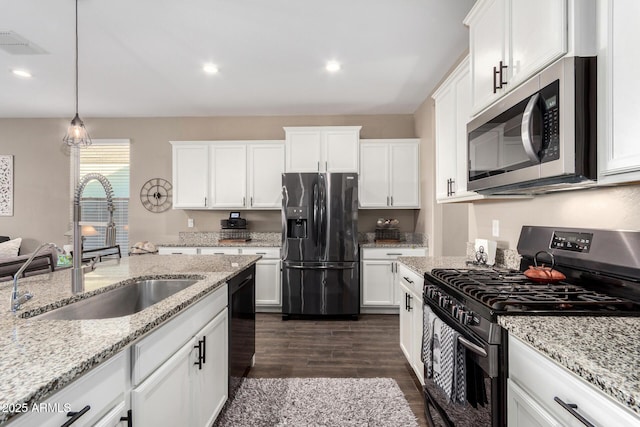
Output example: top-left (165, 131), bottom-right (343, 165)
top-left (0, 115), bottom-right (416, 253)
top-left (470, 184), bottom-right (640, 249)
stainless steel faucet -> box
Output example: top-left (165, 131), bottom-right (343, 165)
top-left (72, 173), bottom-right (116, 294)
top-left (9, 243), bottom-right (61, 312)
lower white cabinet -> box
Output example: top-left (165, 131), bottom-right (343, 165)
top-left (157, 246), bottom-right (198, 255)
top-left (132, 308), bottom-right (228, 427)
top-left (360, 247), bottom-right (427, 312)
top-left (397, 263), bottom-right (425, 385)
top-left (7, 351), bottom-right (128, 427)
top-left (508, 334), bottom-right (640, 427)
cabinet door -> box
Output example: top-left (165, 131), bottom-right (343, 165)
top-left (468, 0), bottom-right (508, 113)
top-left (254, 259), bottom-right (282, 306)
top-left (389, 142), bottom-right (420, 208)
top-left (454, 60), bottom-right (473, 195)
top-left (398, 284), bottom-right (412, 363)
top-left (172, 144), bottom-right (209, 208)
top-left (192, 309), bottom-right (228, 427)
top-left (285, 130), bottom-right (321, 172)
top-left (410, 292), bottom-right (424, 384)
top-left (359, 143), bottom-right (390, 208)
top-left (509, 0), bottom-right (566, 88)
top-left (598, 0), bottom-right (640, 183)
top-left (507, 380), bottom-right (563, 427)
top-left (248, 143), bottom-right (284, 209)
top-left (210, 144), bottom-right (247, 208)
top-left (132, 340), bottom-right (193, 427)
top-left (361, 260), bottom-right (395, 306)
top-left (324, 129), bottom-right (359, 172)
top-left (434, 82), bottom-right (458, 201)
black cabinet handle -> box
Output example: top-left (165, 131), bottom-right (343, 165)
top-left (194, 339), bottom-right (204, 370)
top-left (554, 397), bottom-right (596, 427)
top-left (61, 405), bottom-right (90, 427)
top-left (120, 409), bottom-right (133, 427)
top-left (201, 335), bottom-right (206, 365)
top-left (493, 66), bottom-right (499, 93)
top-left (405, 293), bottom-right (409, 311)
top-left (498, 60), bottom-right (508, 88)
top-left (403, 276), bottom-right (414, 284)
top-left (407, 294), bottom-right (412, 311)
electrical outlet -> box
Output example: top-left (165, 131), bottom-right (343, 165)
top-left (188, 218), bottom-right (194, 228)
top-left (492, 220), bottom-right (499, 237)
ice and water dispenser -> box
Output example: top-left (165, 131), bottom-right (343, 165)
top-left (286, 207), bottom-right (308, 239)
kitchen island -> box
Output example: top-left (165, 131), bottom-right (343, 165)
top-left (398, 256), bottom-right (640, 418)
top-left (0, 254), bottom-right (260, 425)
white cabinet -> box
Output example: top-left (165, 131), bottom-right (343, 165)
top-left (597, 0), bottom-right (640, 184)
top-left (172, 144), bottom-right (209, 209)
top-left (359, 139), bottom-right (420, 209)
top-left (171, 141), bottom-right (284, 210)
top-left (158, 247), bottom-right (199, 255)
top-left (397, 263), bottom-right (424, 385)
top-left (464, 0), bottom-right (569, 114)
top-left (360, 247), bottom-right (427, 312)
top-left (132, 286), bottom-right (229, 427)
top-left (433, 57), bottom-right (483, 203)
top-left (508, 334), bottom-right (640, 427)
top-left (8, 351), bottom-right (128, 427)
top-left (242, 247), bottom-right (281, 310)
top-left (284, 126), bottom-right (361, 173)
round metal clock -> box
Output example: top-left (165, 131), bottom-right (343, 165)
top-left (140, 178), bottom-right (172, 212)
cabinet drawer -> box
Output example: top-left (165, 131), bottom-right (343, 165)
top-left (8, 351), bottom-right (127, 427)
top-left (361, 247), bottom-right (426, 260)
top-left (199, 247), bottom-right (240, 255)
top-left (132, 284), bottom-right (227, 385)
top-left (397, 263), bottom-right (424, 296)
top-left (509, 335), bottom-right (640, 426)
top-left (241, 247), bottom-right (280, 259)
top-left (158, 247), bottom-right (198, 255)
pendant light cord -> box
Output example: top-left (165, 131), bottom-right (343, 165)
top-left (74, 0), bottom-right (79, 116)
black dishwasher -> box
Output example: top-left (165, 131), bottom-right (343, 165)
top-left (227, 265), bottom-right (255, 396)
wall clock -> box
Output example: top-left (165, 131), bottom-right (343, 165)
top-left (140, 178), bottom-right (172, 212)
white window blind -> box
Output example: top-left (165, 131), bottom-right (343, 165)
top-left (77, 140), bottom-right (130, 253)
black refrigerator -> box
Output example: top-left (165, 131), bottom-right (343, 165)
top-left (281, 172), bottom-right (359, 319)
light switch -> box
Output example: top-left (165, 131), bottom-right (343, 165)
top-left (188, 218), bottom-right (194, 228)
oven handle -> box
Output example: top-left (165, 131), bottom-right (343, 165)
top-left (521, 92), bottom-right (541, 163)
top-left (458, 336), bottom-right (488, 358)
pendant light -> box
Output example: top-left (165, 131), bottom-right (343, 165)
top-left (63, 0), bottom-right (91, 147)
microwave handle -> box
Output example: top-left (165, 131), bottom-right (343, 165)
top-left (521, 93), bottom-right (541, 163)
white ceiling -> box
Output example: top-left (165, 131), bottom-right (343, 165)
top-left (1, 0), bottom-right (475, 118)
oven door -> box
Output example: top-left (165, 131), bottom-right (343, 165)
top-left (422, 300), bottom-right (506, 427)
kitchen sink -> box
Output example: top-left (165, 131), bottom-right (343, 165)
top-left (31, 278), bottom-right (200, 320)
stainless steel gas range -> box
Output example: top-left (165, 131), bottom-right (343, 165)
top-left (421, 226), bottom-right (640, 427)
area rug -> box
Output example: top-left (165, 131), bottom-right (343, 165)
top-left (214, 377), bottom-right (419, 427)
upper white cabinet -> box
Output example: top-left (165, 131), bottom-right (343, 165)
top-left (597, 0), bottom-right (640, 184)
top-left (171, 141), bottom-right (284, 210)
top-left (172, 144), bottom-right (209, 209)
top-left (433, 57), bottom-right (482, 203)
top-left (359, 139), bottom-right (420, 209)
top-left (464, 0), bottom-right (593, 115)
top-left (284, 126), bottom-right (361, 173)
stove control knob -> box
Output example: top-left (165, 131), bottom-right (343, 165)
top-left (451, 304), bottom-right (459, 318)
top-left (460, 310), bottom-right (475, 325)
top-left (438, 295), bottom-right (450, 308)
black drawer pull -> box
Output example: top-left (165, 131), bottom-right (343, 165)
top-left (120, 409), bottom-right (133, 427)
top-left (403, 276), bottom-right (414, 284)
top-left (61, 405), bottom-right (90, 427)
top-left (201, 335), bottom-right (206, 364)
top-left (554, 397), bottom-right (596, 427)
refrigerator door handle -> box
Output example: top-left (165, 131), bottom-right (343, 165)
top-left (285, 264), bottom-right (356, 270)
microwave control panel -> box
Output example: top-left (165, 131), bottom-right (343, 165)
top-left (550, 231), bottom-right (593, 253)
top-left (540, 80), bottom-right (560, 163)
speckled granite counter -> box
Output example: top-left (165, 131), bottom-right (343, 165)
top-left (159, 231), bottom-right (281, 247)
top-left (500, 316), bottom-right (640, 415)
top-left (397, 256), bottom-right (640, 415)
top-left (0, 254), bottom-right (260, 424)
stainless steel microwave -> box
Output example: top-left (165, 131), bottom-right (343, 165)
top-left (467, 56), bottom-right (596, 194)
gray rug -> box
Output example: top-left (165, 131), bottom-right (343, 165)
top-left (215, 377), bottom-right (419, 427)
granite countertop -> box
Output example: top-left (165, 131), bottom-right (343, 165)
top-left (159, 240), bottom-right (280, 248)
top-left (0, 254), bottom-right (260, 424)
top-left (359, 241), bottom-right (428, 248)
top-left (500, 316), bottom-right (640, 415)
top-left (396, 255), bottom-right (639, 415)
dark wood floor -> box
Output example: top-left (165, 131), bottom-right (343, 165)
top-left (249, 313), bottom-right (428, 426)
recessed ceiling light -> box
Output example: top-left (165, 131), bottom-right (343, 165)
top-left (11, 69), bottom-right (32, 78)
top-left (326, 61), bottom-right (341, 73)
top-left (203, 63), bottom-right (219, 75)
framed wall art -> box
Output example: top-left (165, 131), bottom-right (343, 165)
top-left (0, 155), bottom-right (14, 216)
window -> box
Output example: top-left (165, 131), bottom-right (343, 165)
top-left (71, 139), bottom-right (130, 253)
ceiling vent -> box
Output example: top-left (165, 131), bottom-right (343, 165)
top-left (0, 30), bottom-right (47, 55)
